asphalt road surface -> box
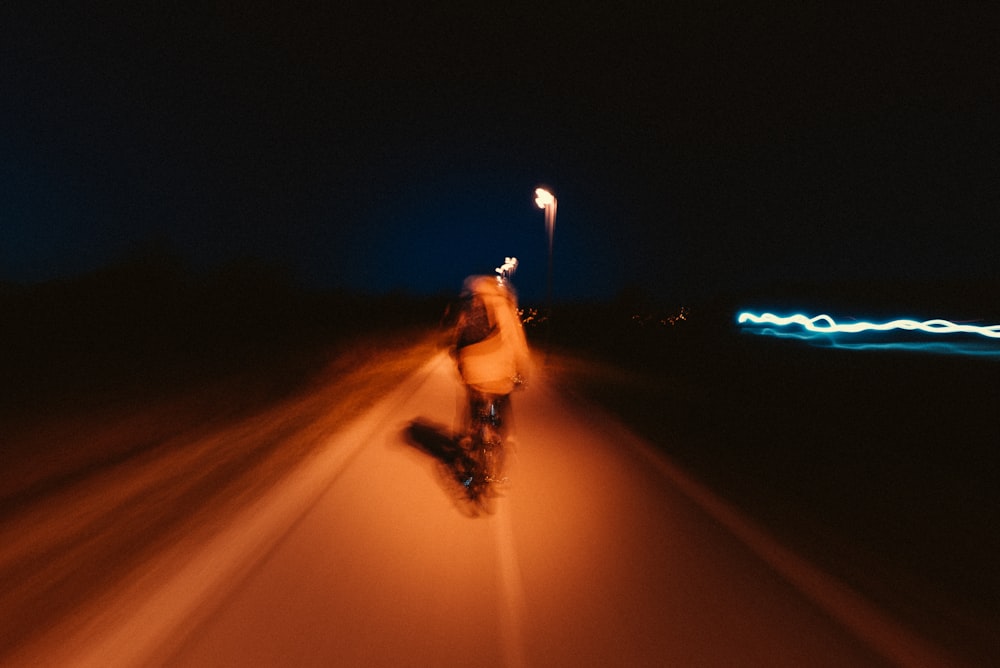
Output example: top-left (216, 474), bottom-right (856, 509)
top-left (3, 349), bottom-right (963, 667)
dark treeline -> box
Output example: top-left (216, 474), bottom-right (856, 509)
top-left (1, 258), bottom-right (449, 416)
top-left (536, 275), bottom-right (1000, 368)
top-left (7, 261), bottom-right (999, 416)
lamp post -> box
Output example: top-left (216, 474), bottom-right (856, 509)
top-left (535, 187), bottom-right (556, 357)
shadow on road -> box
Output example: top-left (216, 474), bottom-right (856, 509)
top-left (404, 419), bottom-right (464, 464)
top-left (401, 419), bottom-right (499, 517)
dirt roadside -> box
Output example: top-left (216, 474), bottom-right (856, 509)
top-left (0, 329), bottom-right (442, 662)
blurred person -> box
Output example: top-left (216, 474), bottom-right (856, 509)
top-left (451, 258), bottom-right (531, 490)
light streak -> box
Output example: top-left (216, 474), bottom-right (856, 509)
top-left (737, 312), bottom-right (1000, 339)
top-left (534, 187), bottom-right (556, 249)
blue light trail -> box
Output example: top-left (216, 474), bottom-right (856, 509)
top-left (737, 312), bottom-right (1000, 339)
top-left (737, 311), bottom-right (1000, 358)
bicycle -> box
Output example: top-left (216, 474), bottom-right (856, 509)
top-left (456, 391), bottom-right (509, 500)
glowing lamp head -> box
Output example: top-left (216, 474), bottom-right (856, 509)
top-left (534, 187), bottom-right (555, 209)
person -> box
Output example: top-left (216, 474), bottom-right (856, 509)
top-left (451, 258), bottom-right (531, 489)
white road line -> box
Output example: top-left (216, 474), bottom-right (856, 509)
top-left (493, 483), bottom-right (529, 668)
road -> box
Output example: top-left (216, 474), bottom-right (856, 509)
top-left (3, 349), bottom-right (962, 667)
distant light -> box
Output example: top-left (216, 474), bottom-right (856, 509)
top-left (534, 188), bottom-right (555, 209)
top-left (496, 256), bottom-right (518, 274)
top-left (496, 256), bottom-right (518, 284)
top-left (738, 312), bottom-right (1000, 339)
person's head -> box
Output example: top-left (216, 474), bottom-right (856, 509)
top-left (463, 274), bottom-right (500, 296)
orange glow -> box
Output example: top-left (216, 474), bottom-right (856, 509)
top-left (2, 347), bottom-right (964, 667)
top-left (534, 187), bottom-right (555, 209)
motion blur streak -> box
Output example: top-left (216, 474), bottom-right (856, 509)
top-left (738, 312), bottom-right (1000, 339)
top-left (3, 344), bottom-right (968, 666)
top-left (3, 353), bottom-right (448, 668)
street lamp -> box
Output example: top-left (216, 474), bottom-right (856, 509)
top-left (535, 187), bottom-right (557, 356)
top-left (535, 187), bottom-right (556, 257)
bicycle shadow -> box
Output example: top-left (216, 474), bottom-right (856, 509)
top-left (403, 419), bottom-right (464, 465)
top-left (401, 418), bottom-right (496, 516)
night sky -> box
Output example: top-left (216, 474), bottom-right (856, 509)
top-left (3, 3), bottom-right (998, 306)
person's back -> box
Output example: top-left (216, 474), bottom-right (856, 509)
top-left (454, 275), bottom-right (530, 395)
top-left (451, 269), bottom-right (531, 495)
